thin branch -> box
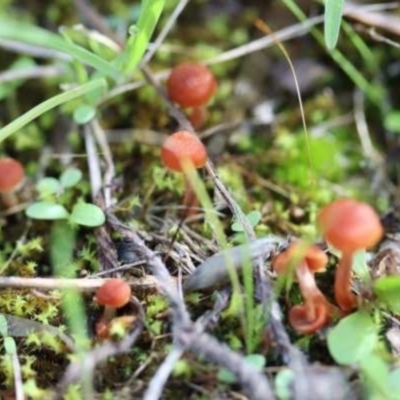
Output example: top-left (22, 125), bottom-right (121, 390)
top-left (89, 119), bottom-right (116, 208)
top-left (0, 276), bottom-right (159, 291)
top-left (0, 64), bottom-right (66, 84)
top-left (143, 347), bottom-right (185, 400)
top-left (83, 124), bottom-right (103, 199)
top-left (141, 0), bottom-right (190, 66)
top-left (11, 351), bottom-right (24, 400)
top-left (353, 90), bottom-right (382, 164)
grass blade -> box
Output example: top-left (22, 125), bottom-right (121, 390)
top-left (324, 0), bottom-right (345, 50)
top-left (121, 0), bottom-right (166, 75)
top-left (0, 78), bottom-right (107, 143)
top-left (282, 0), bottom-right (382, 105)
top-left (0, 19), bottom-right (119, 78)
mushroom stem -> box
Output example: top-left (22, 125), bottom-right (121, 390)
top-left (334, 250), bottom-right (356, 312)
top-left (296, 262), bottom-right (326, 309)
top-left (182, 177), bottom-right (199, 217)
top-left (290, 262), bottom-right (334, 333)
top-left (95, 306), bottom-right (117, 339)
top-left (102, 305), bottom-right (116, 324)
top-left (189, 106), bottom-right (208, 129)
top-left (289, 300), bottom-right (328, 334)
top-left (0, 192), bottom-right (18, 209)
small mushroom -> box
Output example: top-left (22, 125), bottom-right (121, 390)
top-left (273, 241), bottom-right (336, 334)
top-left (317, 199), bottom-right (383, 312)
top-left (0, 157), bottom-right (25, 209)
top-left (166, 62), bottom-right (217, 129)
top-left (95, 279), bottom-right (132, 338)
top-left (161, 130), bottom-right (207, 216)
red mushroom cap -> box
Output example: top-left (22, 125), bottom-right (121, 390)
top-left (317, 199), bottom-right (383, 253)
top-left (273, 242), bottom-right (328, 275)
top-left (161, 131), bottom-right (208, 172)
top-left (0, 157), bottom-right (25, 193)
top-left (167, 63), bottom-right (217, 108)
top-left (95, 279), bottom-right (131, 308)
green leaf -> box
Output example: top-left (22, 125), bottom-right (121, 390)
top-left (389, 368), bottom-right (400, 391)
top-left (36, 177), bottom-right (61, 198)
top-left (4, 336), bottom-right (17, 354)
top-left (26, 202), bottom-right (69, 220)
top-left (384, 111), bottom-right (400, 134)
top-left (231, 210), bottom-right (261, 232)
top-left (73, 104), bottom-right (96, 125)
top-left (0, 78), bottom-right (107, 143)
top-left (352, 250), bottom-right (371, 284)
top-left (120, 0), bottom-right (166, 74)
top-left (217, 354), bottom-right (265, 384)
top-left (245, 354), bottom-right (265, 369)
top-left (217, 367), bottom-right (236, 384)
top-left (373, 275), bottom-right (400, 313)
top-left (360, 353), bottom-right (391, 399)
top-left (324, 0), bottom-right (344, 50)
top-left (0, 314), bottom-right (9, 337)
top-left (0, 19), bottom-right (119, 78)
top-left (69, 202), bottom-right (105, 227)
top-left (327, 311), bottom-right (378, 365)
top-left (275, 369), bottom-right (295, 400)
top-left (59, 168), bottom-right (83, 188)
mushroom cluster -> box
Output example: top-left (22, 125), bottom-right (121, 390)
top-left (317, 199), bottom-right (383, 313)
top-left (273, 199), bottom-right (383, 334)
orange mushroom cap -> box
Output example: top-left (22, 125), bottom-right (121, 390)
top-left (317, 199), bottom-right (383, 253)
top-left (95, 279), bottom-right (131, 308)
top-left (167, 63), bottom-right (217, 108)
top-left (0, 157), bottom-right (25, 193)
top-left (161, 131), bottom-right (208, 172)
top-left (273, 242), bottom-right (328, 275)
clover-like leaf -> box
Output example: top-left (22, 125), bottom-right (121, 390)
top-left (26, 202), bottom-right (69, 220)
top-left (69, 202), bottom-right (105, 227)
top-left (327, 311), bottom-right (378, 365)
top-left (36, 177), bottom-right (61, 198)
top-left (60, 167), bottom-right (82, 188)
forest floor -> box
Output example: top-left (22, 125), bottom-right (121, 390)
top-left (1, 1), bottom-right (400, 399)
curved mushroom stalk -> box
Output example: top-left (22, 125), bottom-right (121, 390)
top-left (273, 242), bottom-right (336, 334)
top-left (292, 263), bottom-right (337, 333)
top-left (289, 298), bottom-right (329, 334)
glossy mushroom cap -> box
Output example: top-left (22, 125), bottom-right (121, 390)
top-left (161, 131), bottom-right (208, 172)
top-left (167, 63), bottom-right (217, 108)
top-left (273, 242), bottom-right (328, 275)
top-left (95, 279), bottom-right (131, 308)
top-left (0, 157), bottom-right (25, 193)
top-left (317, 199), bottom-right (383, 252)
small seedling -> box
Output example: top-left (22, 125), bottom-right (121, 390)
top-left (26, 167), bottom-right (105, 227)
